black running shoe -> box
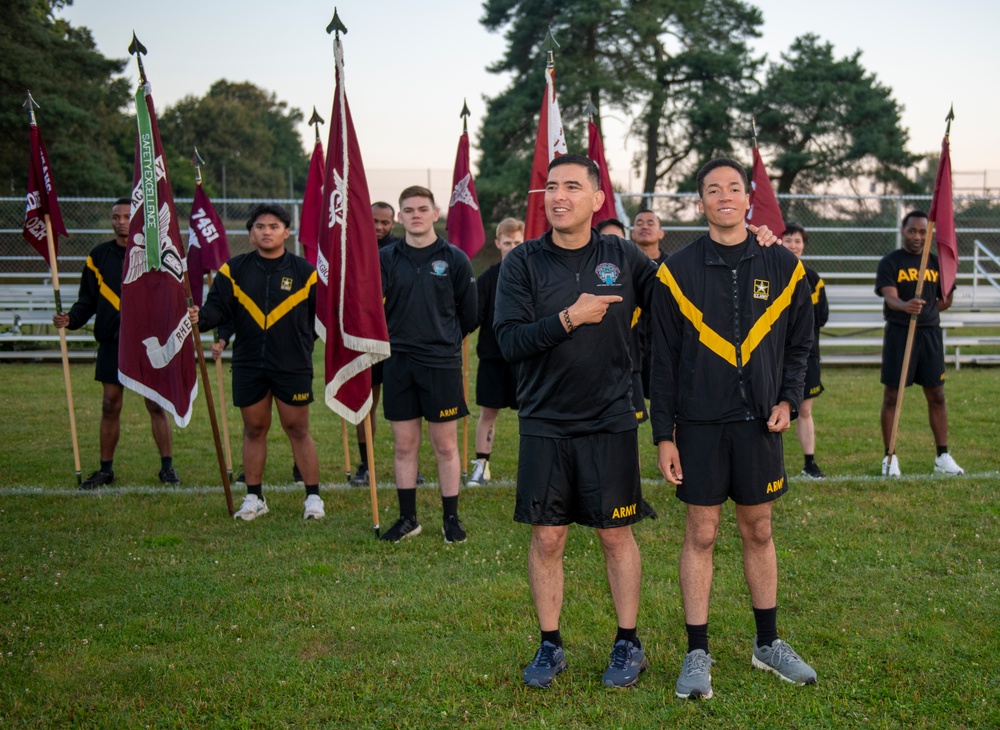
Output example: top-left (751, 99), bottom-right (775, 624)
top-left (158, 467), bottom-right (181, 485)
top-left (81, 470), bottom-right (114, 490)
top-left (801, 463), bottom-right (826, 479)
top-left (349, 462), bottom-right (369, 486)
top-left (523, 641), bottom-right (567, 689)
top-left (379, 515), bottom-right (422, 542)
top-left (442, 514), bottom-right (467, 544)
top-left (415, 470), bottom-right (426, 485)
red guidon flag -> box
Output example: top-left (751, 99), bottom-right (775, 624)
top-left (318, 35), bottom-right (390, 424)
top-left (299, 138), bottom-right (325, 266)
top-left (588, 119), bottom-right (617, 227)
top-left (525, 65), bottom-right (567, 240)
top-left (446, 129), bottom-right (485, 258)
top-left (186, 184), bottom-right (230, 307)
top-left (119, 80), bottom-right (198, 427)
top-left (929, 135), bottom-right (958, 299)
top-left (22, 123), bottom-right (68, 265)
top-left (746, 146), bottom-right (785, 239)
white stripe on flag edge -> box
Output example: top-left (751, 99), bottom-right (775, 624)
top-left (118, 370), bottom-right (197, 428)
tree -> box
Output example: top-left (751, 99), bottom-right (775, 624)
top-left (0, 0), bottom-right (133, 196)
top-left (750, 34), bottom-right (920, 196)
top-left (158, 80), bottom-right (308, 199)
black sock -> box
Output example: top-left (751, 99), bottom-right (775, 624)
top-left (160, 456), bottom-right (173, 471)
top-left (804, 454), bottom-right (815, 467)
top-left (476, 452), bottom-right (490, 461)
top-left (305, 484), bottom-right (320, 497)
top-left (937, 445), bottom-right (948, 457)
top-left (615, 626), bottom-right (639, 647)
top-left (442, 494), bottom-right (459, 519)
top-left (754, 606), bottom-right (779, 648)
top-left (100, 460), bottom-right (114, 474)
top-left (358, 440), bottom-right (368, 466)
top-left (398, 488), bottom-right (416, 519)
top-left (541, 629), bottom-right (562, 648)
top-left (247, 484), bottom-right (263, 498)
top-left (686, 623), bottom-right (709, 654)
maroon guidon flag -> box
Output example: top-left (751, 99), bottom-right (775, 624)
top-left (446, 129), bottom-right (485, 258)
top-left (318, 34), bottom-right (390, 424)
top-left (299, 138), bottom-right (325, 267)
top-left (588, 120), bottom-right (617, 228)
top-left (929, 136), bottom-right (958, 299)
top-left (746, 147), bottom-right (785, 239)
top-left (119, 79), bottom-right (198, 427)
top-left (525, 65), bottom-right (567, 240)
top-left (186, 184), bottom-right (230, 307)
top-left (22, 123), bottom-right (68, 265)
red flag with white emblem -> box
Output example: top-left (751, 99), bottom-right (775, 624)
top-left (186, 184), bottom-right (230, 307)
top-left (446, 128), bottom-right (485, 258)
top-left (525, 65), bottom-right (567, 240)
top-left (318, 35), bottom-right (390, 424)
top-left (119, 79), bottom-right (198, 427)
top-left (746, 147), bottom-right (785, 239)
top-left (588, 120), bottom-right (617, 227)
top-left (22, 124), bottom-right (68, 265)
top-left (299, 139), bottom-right (325, 267)
top-left (929, 135), bottom-right (958, 299)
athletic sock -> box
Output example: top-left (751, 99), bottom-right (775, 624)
top-left (686, 623), bottom-right (709, 654)
top-left (398, 488), bottom-right (417, 520)
top-left (100, 459), bottom-right (114, 474)
top-left (753, 606), bottom-right (779, 648)
top-left (305, 484), bottom-right (320, 497)
top-left (804, 454), bottom-right (816, 468)
top-left (615, 626), bottom-right (640, 648)
top-left (476, 452), bottom-right (490, 461)
top-left (442, 494), bottom-right (459, 519)
top-left (937, 445), bottom-right (948, 457)
top-left (541, 629), bottom-right (562, 648)
top-left (160, 456), bottom-right (173, 471)
top-left (357, 440), bottom-right (368, 466)
top-left (246, 484), bottom-right (263, 498)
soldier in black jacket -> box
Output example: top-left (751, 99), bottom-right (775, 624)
top-left (190, 204), bottom-right (322, 522)
top-left (53, 198), bottom-right (178, 489)
top-left (378, 186), bottom-right (477, 544)
top-left (652, 159), bottom-right (817, 699)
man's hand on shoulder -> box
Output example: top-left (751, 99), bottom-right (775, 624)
top-left (749, 224), bottom-right (779, 247)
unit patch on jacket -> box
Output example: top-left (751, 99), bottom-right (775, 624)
top-left (596, 263), bottom-right (621, 286)
top-left (281, 277), bottom-right (293, 291)
top-left (753, 279), bottom-right (770, 300)
top-left (431, 260), bottom-right (449, 276)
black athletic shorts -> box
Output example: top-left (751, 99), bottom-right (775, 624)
top-left (880, 324), bottom-right (946, 388)
top-left (231, 366), bottom-right (314, 408)
top-left (95, 341), bottom-right (121, 385)
top-left (803, 354), bottom-right (824, 400)
top-left (631, 372), bottom-right (648, 423)
top-left (475, 357), bottom-right (518, 410)
top-left (675, 420), bottom-right (788, 506)
top-left (372, 360), bottom-right (384, 387)
top-left (382, 352), bottom-right (468, 422)
top-left (514, 430), bottom-right (644, 529)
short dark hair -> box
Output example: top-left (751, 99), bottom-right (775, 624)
top-left (372, 201), bottom-right (395, 216)
top-left (399, 186), bottom-right (435, 207)
top-left (114, 197), bottom-right (130, 208)
top-left (901, 210), bottom-right (928, 229)
top-left (634, 208), bottom-right (661, 225)
top-left (696, 158), bottom-right (748, 197)
top-left (246, 203), bottom-right (291, 230)
top-left (548, 153), bottom-right (600, 190)
top-left (596, 218), bottom-right (626, 234)
top-left (783, 221), bottom-right (808, 245)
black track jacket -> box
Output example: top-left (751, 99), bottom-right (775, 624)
top-left (649, 233), bottom-right (814, 442)
top-left (494, 231), bottom-right (659, 438)
top-left (198, 250), bottom-right (317, 375)
top-left (65, 240), bottom-right (125, 343)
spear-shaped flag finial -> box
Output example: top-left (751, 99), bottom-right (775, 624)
top-left (308, 106), bottom-right (325, 142)
top-left (23, 90), bottom-right (40, 126)
top-left (584, 97), bottom-right (598, 123)
top-left (128, 31), bottom-right (148, 83)
top-left (191, 146), bottom-right (205, 185)
top-left (543, 27), bottom-right (559, 68)
top-left (327, 8), bottom-right (347, 36)
top-left (460, 98), bottom-right (470, 133)
top-left (945, 104), bottom-right (955, 138)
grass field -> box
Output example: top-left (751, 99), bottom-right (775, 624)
top-left (0, 360), bottom-right (997, 728)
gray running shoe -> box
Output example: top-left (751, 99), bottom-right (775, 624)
top-left (523, 641), bottom-right (567, 689)
top-left (348, 462), bottom-right (369, 486)
top-left (675, 649), bottom-right (714, 699)
top-left (466, 458), bottom-right (490, 487)
top-left (751, 637), bottom-right (817, 685)
top-left (602, 639), bottom-right (647, 688)
top-left (379, 515), bottom-right (422, 542)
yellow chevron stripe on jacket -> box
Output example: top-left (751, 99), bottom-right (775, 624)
top-left (657, 260), bottom-right (806, 367)
top-left (218, 264), bottom-right (316, 330)
top-left (812, 277), bottom-right (825, 306)
top-left (631, 306), bottom-right (642, 328)
top-left (86, 256), bottom-right (120, 311)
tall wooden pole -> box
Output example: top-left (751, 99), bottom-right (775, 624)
top-left (364, 414), bottom-right (379, 537)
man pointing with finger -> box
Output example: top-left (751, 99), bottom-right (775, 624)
top-left (494, 153), bottom-right (660, 690)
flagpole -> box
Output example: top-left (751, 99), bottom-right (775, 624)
top-left (887, 109), bottom-right (953, 461)
top-left (462, 336), bottom-right (470, 476)
top-left (342, 419), bottom-right (351, 481)
top-left (205, 272), bottom-right (234, 478)
top-left (25, 93), bottom-right (82, 485)
top-left (363, 413), bottom-right (379, 535)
